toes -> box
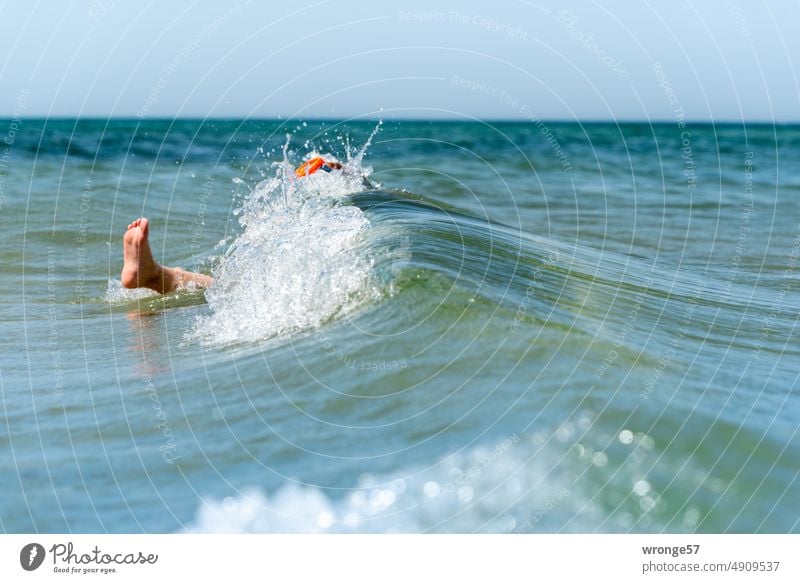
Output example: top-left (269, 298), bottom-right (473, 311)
top-left (126, 218), bottom-right (148, 233)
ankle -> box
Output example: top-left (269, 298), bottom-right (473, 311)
top-left (157, 266), bottom-right (184, 294)
top-left (142, 264), bottom-right (168, 293)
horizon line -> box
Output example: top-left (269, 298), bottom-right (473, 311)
top-left (1, 116), bottom-right (798, 125)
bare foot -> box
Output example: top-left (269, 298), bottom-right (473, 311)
top-left (121, 218), bottom-right (165, 291)
top-left (121, 218), bottom-right (214, 294)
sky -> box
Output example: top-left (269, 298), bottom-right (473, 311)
top-left (0, 0), bottom-right (798, 121)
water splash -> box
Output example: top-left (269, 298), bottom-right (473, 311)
top-left (192, 130), bottom-right (383, 345)
top-left (104, 279), bottom-right (159, 302)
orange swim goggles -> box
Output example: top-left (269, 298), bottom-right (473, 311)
top-left (294, 157), bottom-right (343, 177)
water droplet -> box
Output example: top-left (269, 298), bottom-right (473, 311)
top-left (448, 467), bottom-right (464, 479)
top-left (617, 511), bottom-right (634, 529)
top-left (639, 496), bottom-right (655, 513)
top-left (423, 481), bottom-right (441, 498)
top-left (633, 480), bottom-right (651, 496)
top-left (619, 429), bottom-right (634, 445)
top-left (556, 423), bottom-right (574, 442)
top-left (371, 489), bottom-right (396, 509)
top-left (682, 507), bottom-right (701, 528)
top-left (349, 490), bottom-right (366, 507)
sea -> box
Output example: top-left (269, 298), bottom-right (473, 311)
top-left (0, 119), bottom-right (798, 533)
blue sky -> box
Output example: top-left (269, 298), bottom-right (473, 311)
top-left (1, 0), bottom-right (798, 120)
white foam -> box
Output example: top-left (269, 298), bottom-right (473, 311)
top-left (104, 279), bottom-right (159, 302)
top-left (182, 432), bottom-right (603, 533)
top-left (185, 428), bottom-right (580, 533)
top-left (181, 420), bottom-right (713, 533)
top-left (193, 145), bottom-right (381, 345)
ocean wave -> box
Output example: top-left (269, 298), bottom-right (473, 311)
top-left (181, 421), bottom-right (704, 533)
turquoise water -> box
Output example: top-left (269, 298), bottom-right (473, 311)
top-left (0, 119), bottom-right (798, 533)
